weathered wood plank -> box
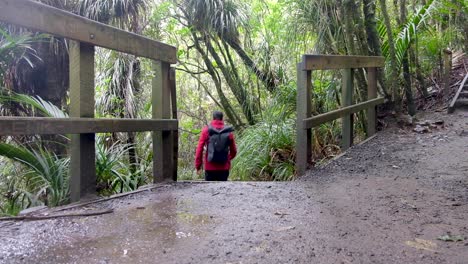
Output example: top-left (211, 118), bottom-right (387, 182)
top-left (448, 72), bottom-right (468, 113)
top-left (170, 68), bottom-right (179, 181)
top-left (0, 117), bottom-right (178, 135)
top-left (303, 55), bottom-right (385, 70)
top-left (366, 67), bottom-right (377, 136)
top-left (295, 61), bottom-right (312, 176)
top-left (69, 41), bottom-right (95, 202)
top-left (152, 61), bottom-right (174, 183)
top-left (459, 91), bottom-right (468, 98)
top-left (303, 97), bottom-right (385, 129)
top-left (443, 49), bottom-right (452, 93)
top-left (341, 69), bottom-right (354, 150)
top-left (0, 0), bottom-right (176, 63)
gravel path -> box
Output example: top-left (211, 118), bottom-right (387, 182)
top-left (1, 110), bottom-right (467, 264)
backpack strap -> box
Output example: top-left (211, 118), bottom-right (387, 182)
top-left (220, 126), bottom-right (234, 133)
top-left (208, 125), bottom-right (220, 136)
top-left (208, 125), bottom-right (234, 135)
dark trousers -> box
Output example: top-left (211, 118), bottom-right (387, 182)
top-left (205, 170), bottom-right (229, 181)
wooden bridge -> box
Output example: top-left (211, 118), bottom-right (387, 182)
top-left (0, 0), bottom-right (384, 201)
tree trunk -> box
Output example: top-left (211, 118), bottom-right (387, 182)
top-left (205, 38), bottom-right (256, 125)
top-left (127, 132), bottom-right (138, 175)
top-left (410, 42), bottom-right (429, 98)
top-left (379, 0), bottom-right (401, 110)
top-left (225, 38), bottom-right (279, 93)
top-left (363, 0), bottom-right (389, 98)
top-left (191, 32), bottom-right (244, 129)
top-left (400, 0), bottom-right (416, 115)
top-left (341, 0), bottom-right (368, 99)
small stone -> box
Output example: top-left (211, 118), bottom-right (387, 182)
top-left (458, 130), bottom-right (468, 136)
top-left (413, 125), bottom-right (429, 133)
top-left (417, 120), bottom-right (431, 126)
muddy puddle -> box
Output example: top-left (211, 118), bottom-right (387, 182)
top-left (28, 193), bottom-right (214, 264)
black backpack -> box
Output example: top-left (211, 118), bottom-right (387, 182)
top-left (207, 125), bottom-right (234, 163)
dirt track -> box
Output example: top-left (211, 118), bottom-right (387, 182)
top-left (1, 110), bottom-right (467, 264)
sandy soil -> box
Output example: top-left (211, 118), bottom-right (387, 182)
top-left (0, 110), bottom-right (467, 264)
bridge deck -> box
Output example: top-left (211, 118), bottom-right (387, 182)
top-left (1, 111), bottom-right (468, 264)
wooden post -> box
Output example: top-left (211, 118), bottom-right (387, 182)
top-left (152, 61), bottom-right (173, 183)
top-left (296, 60), bottom-right (312, 176)
top-left (341, 69), bottom-right (353, 150)
top-left (69, 41), bottom-right (95, 202)
top-left (366, 67), bottom-right (377, 137)
top-left (170, 67), bottom-right (178, 182)
top-left (443, 49), bottom-right (452, 93)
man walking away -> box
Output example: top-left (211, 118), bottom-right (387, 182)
top-left (195, 111), bottom-right (237, 181)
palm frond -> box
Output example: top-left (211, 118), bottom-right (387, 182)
top-left (0, 28), bottom-right (44, 77)
top-left (0, 91), bottom-right (68, 118)
top-left (78, 0), bottom-right (148, 30)
top-left (379, 0), bottom-right (441, 72)
top-left (183, 0), bottom-right (247, 42)
top-left (0, 143), bottom-right (70, 206)
top-left (95, 51), bottom-right (140, 118)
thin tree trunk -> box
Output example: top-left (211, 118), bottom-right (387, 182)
top-left (127, 132), bottom-right (138, 175)
top-left (410, 42), bottom-right (429, 98)
top-left (379, 0), bottom-right (401, 110)
top-left (225, 38), bottom-right (279, 93)
top-left (400, 0), bottom-right (416, 115)
top-left (363, 0), bottom-right (389, 98)
top-left (191, 32), bottom-right (243, 129)
top-left (205, 38), bottom-right (256, 125)
top-left (341, 0), bottom-right (368, 99)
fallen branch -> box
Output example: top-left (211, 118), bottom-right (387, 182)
top-left (0, 209), bottom-right (113, 221)
top-left (49, 184), bottom-right (170, 213)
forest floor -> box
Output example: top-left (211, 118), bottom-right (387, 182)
top-left (1, 109), bottom-right (468, 264)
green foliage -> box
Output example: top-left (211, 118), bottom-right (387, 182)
top-left (0, 27), bottom-right (43, 78)
top-left (379, 0), bottom-right (442, 73)
top-left (95, 135), bottom-right (147, 195)
top-left (0, 160), bottom-right (24, 216)
top-left (184, 0), bottom-right (247, 42)
top-left (0, 143), bottom-right (70, 207)
top-left (231, 85), bottom-right (296, 181)
top-left (0, 91), bottom-right (68, 118)
top-left (78, 0), bottom-right (148, 28)
top-left (231, 118), bottom-right (296, 181)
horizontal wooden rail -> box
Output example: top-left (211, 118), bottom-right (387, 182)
top-left (0, 0), bottom-right (177, 63)
top-left (302, 55), bottom-right (385, 70)
top-left (0, 117), bottom-right (178, 135)
top-left (303, 97), bottom-right (384, 129)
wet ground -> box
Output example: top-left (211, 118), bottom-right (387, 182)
top-left (1, 110), bottom-right (468, 264)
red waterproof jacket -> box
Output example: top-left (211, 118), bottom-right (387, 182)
top-left (195, 120), bottom-right (237, 171)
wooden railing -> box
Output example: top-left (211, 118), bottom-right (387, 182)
top-left (0, 0), bottom-right (178, 202)
top-left (296, 55), bottom-right (385, 175)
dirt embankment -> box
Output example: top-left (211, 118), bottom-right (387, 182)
top-left (0, 110), bottom-right (468, 264)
